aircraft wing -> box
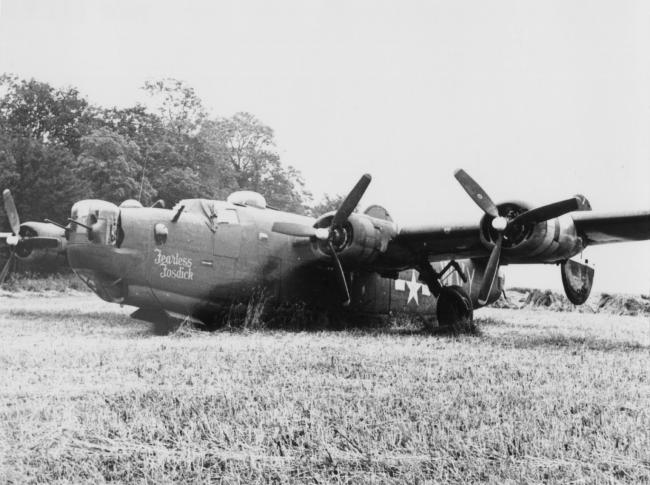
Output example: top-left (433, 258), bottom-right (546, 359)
top-left (571, 210), bottom-right (650, 246)
top-left (386, 221), bottom-right (488, 264)
top-left (385, 210), bottom-right (650, 265)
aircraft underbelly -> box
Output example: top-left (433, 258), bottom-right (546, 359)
top-left (347, 271), bottom-right (391, 314)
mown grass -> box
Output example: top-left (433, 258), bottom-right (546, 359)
top-left (0, 296), bottom-right (648, 483)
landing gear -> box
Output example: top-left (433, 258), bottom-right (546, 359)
top-left (436, 285), bottom-right (475, 333)
top-left (415, 259), bottom-right (474, 333)
top-left (416, 259), bottom-right (467, 297)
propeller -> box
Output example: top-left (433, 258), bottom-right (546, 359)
top-left (1, 189), bottom-right (20, 285)
top-left (3, 189), bottom-right (20, 235)
top-left (272, 174), bottom-right (372, 306)
top-left (1, 189), bottom-right (61, 285)
top-left (454, 169), bottom-right (580, 305)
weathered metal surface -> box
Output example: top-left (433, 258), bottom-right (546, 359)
top-left (4, 170), bottom-right (650, 330)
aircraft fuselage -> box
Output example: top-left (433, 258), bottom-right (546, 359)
top-left (65, 199), bottom-right (503, 323)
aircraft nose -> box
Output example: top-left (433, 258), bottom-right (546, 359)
top-left (68, 200), bottom-right (120, 245)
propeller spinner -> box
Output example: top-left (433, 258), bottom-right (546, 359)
top-left (454, 169), bottom-right (580, 305)
top-left (272, 174), bottom-right (372, 306)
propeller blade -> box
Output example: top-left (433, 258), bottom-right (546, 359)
top-left (0, 252), bottom-right (15, 286)
top-left (478, 234), bottom-right (502, 305)
top-left (331, 174), bottom-right (372, 228)
top-left (510, 197), bottom-right (580, 226)
top-left (16, 237), bottom-right (61, 251)
top-left (453, 169), bottom-right (499, 218)
top-left (328, 241), bottom-right (351, 306)
top-left (271, 222), bottom-right (317, 238)
top-left (3, 189), bottom-right (21, 235)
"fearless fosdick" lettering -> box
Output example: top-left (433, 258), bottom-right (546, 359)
top-left (153, 249), bottom-right (194, 280)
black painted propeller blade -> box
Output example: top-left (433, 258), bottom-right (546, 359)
top-left (273, 174), bottom-right (370, 307)
top-left (0, 252), bottom-right (15, 286)
top-left (16, 237), bottom-right (61, 251)
top-left (510, 197), bottom-right (581, 226)
top-left (329, 241), bottom-right (351, 306)
top-left (331, 174), bottom-right (372, 228)
top-left (454, 169), bottom-right (499, 218)
top-left (271, 221), bottom-right (317, 238)
top-left (478, 234), bottom-right (502, 305)
top-left (3, 189), bottom-right (20, 235)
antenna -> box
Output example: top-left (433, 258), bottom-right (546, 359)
top-left (138, 157), bottom-right (148, 203)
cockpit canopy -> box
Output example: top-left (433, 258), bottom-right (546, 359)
top-left (175, 198), bottom-right (240, 231)
top-left (226, 191), bottom-right (267, 209)
top-left (119, 199), bottom-right (143, 208)
top-left (176, 199), bottom-right (220, 218)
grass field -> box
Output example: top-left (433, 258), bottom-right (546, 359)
top-left (0, 295), bottom-right (648, 483)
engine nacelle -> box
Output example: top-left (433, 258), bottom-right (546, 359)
top-left (14, 222), bottom-right (67, 270)
top-left (479, 201), bottom-right (585, 264)
top-left (312, 212), bottom-right (397, 266)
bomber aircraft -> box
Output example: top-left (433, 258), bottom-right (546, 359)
top-left (1, 169), bottom-right (649, 331)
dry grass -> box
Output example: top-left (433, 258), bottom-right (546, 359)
top-left (497, 288), bottom-right (650, 317)
top-left (0, 295), bottom-right (648, 484)
top-left (0, 272), bottom-right (90, 295)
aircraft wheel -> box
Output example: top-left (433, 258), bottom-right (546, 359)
top-left (435, 285), bottom-right (475, 333)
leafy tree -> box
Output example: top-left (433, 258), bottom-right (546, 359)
top-left (0, 74), bottom-right (96, 155)
top-left (309, 193), bottom-right (346, 217)
top-left (100, 104), bottom-right (231, 205)
top-left (201, 112), bottom-right (310, 212)
top-left (99, 105), bottom-right (164, 151)
top-left (0, 136), bottom-right (84, 226)
top-left (75, 128), bottom-right (154, 204)
top-left (154, 166), bottom-right (204, 206)
top-left (0, 74), bottom-right (313, 223)
top-left (144, 139), bottom-right (211, 203)
top-left (142, 78), bottom-right (206, 136)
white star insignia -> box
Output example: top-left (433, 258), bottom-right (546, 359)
top-left (406, 270), bottom-right (420, 305)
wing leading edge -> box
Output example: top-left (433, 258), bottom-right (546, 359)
top-left (571, 210), bottom-right (650, 246)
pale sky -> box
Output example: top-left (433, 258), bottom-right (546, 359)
top-left (0, 0), bottom-right (649, 293)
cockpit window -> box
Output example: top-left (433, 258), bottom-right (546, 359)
top-left (216, 208), bottom-right (239, 225)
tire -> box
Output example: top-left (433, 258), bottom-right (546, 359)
top-left (435, 285), bottom-right (475, 333)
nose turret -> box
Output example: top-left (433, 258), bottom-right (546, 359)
top-left (66, 199), bottom-right (130, 302)
top-left (68, 200), bottom-right (121, 245)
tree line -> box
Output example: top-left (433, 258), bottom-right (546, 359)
top-left (0, 75), bottom-right (339, 231)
